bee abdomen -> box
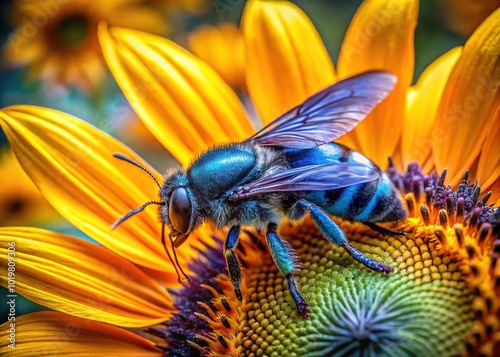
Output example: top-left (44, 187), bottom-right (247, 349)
top-left (304, 172), bottom-right (406, 223)
top-left (284, 143), bottom-right (406, 223)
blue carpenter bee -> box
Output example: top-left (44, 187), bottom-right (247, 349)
top-left (112, 71), bottom-right (407, 318)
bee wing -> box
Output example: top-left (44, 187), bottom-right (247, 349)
top-left (229, 163), bottom-right (378, 201)
top-left (247, 71), bottom-right (397, 148)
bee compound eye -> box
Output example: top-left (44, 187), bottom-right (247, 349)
top-left (169, 187), bottom-right (193, 234)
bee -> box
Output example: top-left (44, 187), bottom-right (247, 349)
top-left (112, 71), bottom-right (407, 318)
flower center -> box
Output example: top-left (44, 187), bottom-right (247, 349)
top-left (6, 198), bottom-right (26, 215)
top-left (57, 14), bottom-right (89, 48)
top-left (151, 162), bottom-right (499, 356)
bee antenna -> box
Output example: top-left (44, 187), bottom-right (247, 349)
top-left (111, 200), bottom-right (164, 230)
top-left (161, 224), bottom-right (190, 283)
top-left (113, 153), bottom-right (162, 190)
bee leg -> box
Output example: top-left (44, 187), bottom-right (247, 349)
top-left (224, 225), bottom-right (243, 301)
top-left (266, 223), bottom-right (310, 318)
top-left (293, 200), bottom-right (393, 274)
top-left (363, 221), bottom-right (406, 236)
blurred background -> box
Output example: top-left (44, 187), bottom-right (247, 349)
top-left (0, 0), bottom-right (498, 322)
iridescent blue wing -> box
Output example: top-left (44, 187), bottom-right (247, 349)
top-left (247, 71), bottom-right (397, 148)
top-left (228, 163), bottom-right (378, 201)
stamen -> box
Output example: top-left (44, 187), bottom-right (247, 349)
top-left (420, 204), bottom-right (430, 225)
top-left (460, 170), bottom-right (470, 187)
top-left (480, 191), bottom-right (492, 205)
top-left (221, 297), bottom-right (232, 312)
top-left (194, 311), bottom-right (212, 325)
top-left (466, 243), bottom-right (476, 259)
top-left (490, 254), bottom-right (498, 277)
top-left (439, 209), bottom-right (449, 227)
top-left (405, 193), bottom-right (415, 217)
top-left (469, 207), bottom-right (482, 229)
top-left (472, 186), bottom-right (481, 205)
top-left (454, 224), bottom-right (464, 248)
top-left (478, 223), bottom-right (492, 249)
top-left (434, 227), bottom-right (448, 250)
top-left (425, 187), bottom-right (433, 207)
top-left (469, 262), bottom-right (479, 276)
top-left (413, 178), bottom-right (423, 202)
top-left (456, 198), bottom-right (465, 224)
top-left (217, 334), bottom-right (229, 349)
top-left (220, 315), bottom-right (231, 328)
top-left (186, 340), bottom-right (205, 353)
top-left (446, 194), bottom-right (455, 219)
top-left (438, 169), bottom-right (447, 187)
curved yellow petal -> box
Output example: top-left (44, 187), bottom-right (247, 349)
top-left (477, 105), bottom-right (500, 195)
top-left (243, 0), bottom-right (336, 124)
top-left (432, 9), bottom-right (500, 186)
top-left (0, 105), bottom-right (180, 275)
top-left (400, 47), bottom-right (462, 169)
top-left (0, 228), bottom-right (173, 328)
top-left (99, 23), bottom-right (253, 166)
top-left (337, 0), bottom-right (418, 168)
top-left (0, 312), bottom-right (162, 356)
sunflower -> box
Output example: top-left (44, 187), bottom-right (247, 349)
top-left (1, 1), bottom-right (500, 356)
top-left (3, 0), bottom-right (168, 91)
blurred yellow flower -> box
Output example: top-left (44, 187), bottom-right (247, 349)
top-left (188, 22), bottom-right (246, 91)
top-left (0, 0), bottom-right (499, 356)
top-left (439, 0), bottom-right (500, 37)
top-left (0, 150), bottom-right (58, 226)
top-left (154, 0), bottom-right (210, 13)
top-left (4, 0), bottom-right (168, 90)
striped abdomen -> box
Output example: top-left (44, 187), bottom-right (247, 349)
top-left (283, 143), bottom-right (406, 222)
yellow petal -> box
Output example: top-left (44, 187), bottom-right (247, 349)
top-left (0, 312), bottom-right (162, 356)
top-left (243, 0), bottom-right (336, 124)
top-left (99, 23), bottom-right (253, 166)
top-left (400, 47), bottom-right (462, 169)
top-left (0, 228), bottom-right (173, 327)
top-left (477, 105), bottom-right (500, 194)
top-left (337, 0), bottom-right (418, 168)
top-left (0, 105), bottom-right (181, 275)
top-left (0, 227), bottom-right (174, 327)
top-left (432, 9), bottom-right (500, 186)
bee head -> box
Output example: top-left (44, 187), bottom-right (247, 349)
top-left (111, 153), bottom-right (194, 282)
top-left (159, 170), bottom-right (203, 248)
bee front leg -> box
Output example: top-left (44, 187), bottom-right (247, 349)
top-left (266, 223), bottom-right (310, 318)
top-left (291, 200), bottom-right (393, 274)
top-left (224, 225), bottom-right (243, 301)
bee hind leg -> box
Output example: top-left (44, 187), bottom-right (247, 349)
top-left (292, 200), bottom-right (393, 274)
top-left (363, 221), bottom-right (405, 236)
top-left (266, 223), bottom-right (310, 318)
top-left (224, 225), bottom-right (243, 301)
